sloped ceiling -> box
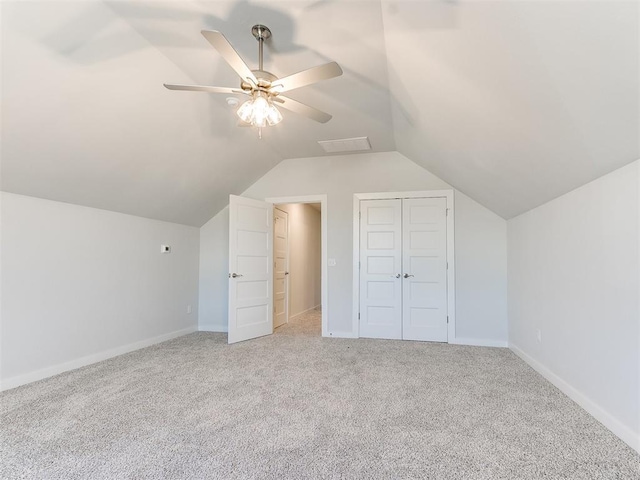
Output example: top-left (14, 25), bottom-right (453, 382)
top-left (381, 0), bottom-right (639, 218)
top-left (1, 0), bottom-right (638, 226)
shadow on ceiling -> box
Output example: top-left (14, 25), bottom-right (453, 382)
top-left (33, 0), bottom-right (462, 137)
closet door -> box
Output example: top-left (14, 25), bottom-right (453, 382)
top-left (402, 198), bottom-right (448, 342)
top-left (359, 199), bottom-right (403, 339)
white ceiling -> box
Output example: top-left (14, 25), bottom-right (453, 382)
top-left (382, 0), bottom-right (639, 218)
top-left (1, 0), bottom-right (638, 226)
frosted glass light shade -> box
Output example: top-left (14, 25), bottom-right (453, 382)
top-left (252, 94), bottom-right (269, 127)
top-left (237, 100), bottom-right (254, 124)
top-left (267, 104), bottom-right (283, 126)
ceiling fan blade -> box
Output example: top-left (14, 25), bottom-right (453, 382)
top-left (201, 30), bottom-right (258, 84)
top-left (164, 84), bottom-right (247, 95)
top-left (270, 62), bottom-right (343, 93)
top-left (274, 96), bottom-right (332, 123)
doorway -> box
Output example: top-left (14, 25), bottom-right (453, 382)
top-left (267, 195), bottom-right (328, 338)
top-left (273, 203), bottom-right (322, 335)
top-left (227, 194), bottom-right (328, 344)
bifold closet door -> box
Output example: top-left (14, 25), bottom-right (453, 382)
top-left (402, 198), bottom-right (448, 342)
top-left (359, 199), bottom-right (403, 339)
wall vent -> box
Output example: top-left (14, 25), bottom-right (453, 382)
top-left (318, 136), bottom-right (371, 153)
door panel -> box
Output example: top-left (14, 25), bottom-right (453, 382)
top-left (228, 195), bottom-right (273, 344)
top-left (402, 197), bottom-right (448, 342)
top-left (359, 199), bottom-right (402, 339)
top-left (273, 208), bottom-right (289, 329)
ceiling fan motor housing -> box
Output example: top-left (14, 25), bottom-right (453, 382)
top-left (241, 70), bottom-right (278, 91)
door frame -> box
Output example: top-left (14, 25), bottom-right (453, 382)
top-left (265, 195), bottom-right (329, 337)
top-left (352, 190), bottom-right (456, 342)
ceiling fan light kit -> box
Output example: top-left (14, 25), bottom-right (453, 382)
top-left (237, 91), bottom-right (283, 128)
top-left (164, 24), bottom-right (343, 138)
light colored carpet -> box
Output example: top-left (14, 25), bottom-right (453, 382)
top-left (1, 309), bottom-right (638, 479)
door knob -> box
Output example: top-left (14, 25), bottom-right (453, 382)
top-left (285, 272), bottom-right (290, 276)
top-left (403, 273), bottom-right (414, 278)
top-left (391, 273), bottom-right (401, 278)
top-left (229, 273), bottom-right (243, 278)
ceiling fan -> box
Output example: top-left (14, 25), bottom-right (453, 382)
top-left (164, 25), bottom-right (343, 136)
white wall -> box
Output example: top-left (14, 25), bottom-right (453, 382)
top-left (277, 203), bottom-right (321, 318)
top-left (508, 160), bottom-right (639, 452)
top-left (199, 206), bottom-right (229, 332)
top-left (0, 193), bottom-right (200, 389)
top-left (198, 151), bottom-right (508, 344)
top-left (455, 193), bottom-right (508, 344)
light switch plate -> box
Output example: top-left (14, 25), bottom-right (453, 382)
top-left (328, 258), bottom-right (336, 267)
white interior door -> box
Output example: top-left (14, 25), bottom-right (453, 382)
top-left (228, 195), bottom-right (273, 344)
top-left (359, 199), bottom-right (403, 339)
top-left (273, 207), bottom-right (289, 329)
top-left (402, 197), bottom-right (448, 342)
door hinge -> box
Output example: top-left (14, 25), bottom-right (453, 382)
top-left (446, 208), bottom-right (450, 216)
top-left (447, 316), bottom-right (449, 324)
top-left (359, 211), bottom-right (361, 219)
top-left (358, 312), bottom-right (360, 320)
top-left (359, 261), bottom-right (361, 270)
top-left (446, 261), bottom-right (449, 270)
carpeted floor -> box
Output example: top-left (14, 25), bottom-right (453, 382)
top-left (1, 309), bottom-right (638, 479)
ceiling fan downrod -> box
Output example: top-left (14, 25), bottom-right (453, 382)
top-left (251, 24), bottom-right (271, 72)
top-left (243, 25), bottom-right (278, 139)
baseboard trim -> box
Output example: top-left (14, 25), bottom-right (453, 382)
top-left (199, 323), bottom-right (228, 333)
top-left (510, 343), bottom-right (639, 454)
top-left (289, 304), bottom-right (322, 321)
top-left (451, 337), bottom-right (508, 348)
top-left (323, 334), bottom-right (509, 345)
top-left (0, 325), bottom-right (198, 392)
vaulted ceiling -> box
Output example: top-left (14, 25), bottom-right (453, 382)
top-left (2, 1), bottom-right (638, 226)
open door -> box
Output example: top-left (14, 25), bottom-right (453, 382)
top-left (273, 207), bottom-right (289, 329)
top-left (228, 195), bottom-right (274, 344)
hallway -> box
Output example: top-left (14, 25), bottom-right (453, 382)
top-left (274, 308), bottom-right (321, 337)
